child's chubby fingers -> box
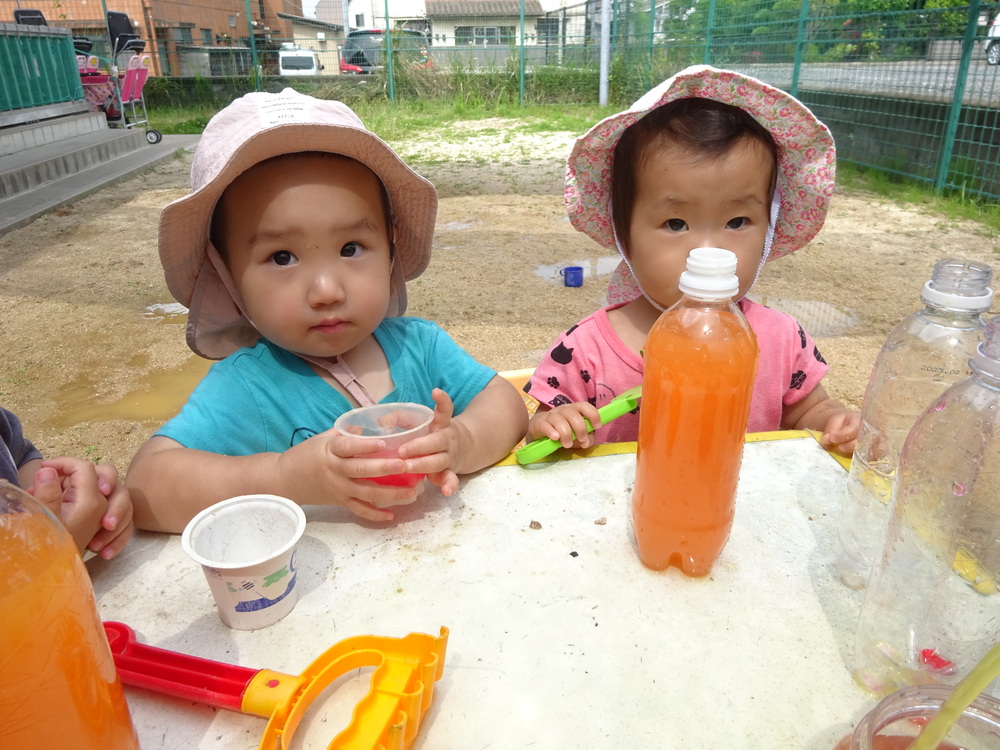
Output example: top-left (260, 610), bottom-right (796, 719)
top-left (344, 479), bottom-right (417, 521)
top-left (818, 434), bottom-right (855, 457)
top-left (28, 466), bottom-right (65, 516)
top-left (820, 411), bottom-right (860, 456)
top-left (344, 498), bottom-right (395, 523)
top-left (429, 388), bottom-right (455, 430)
top-left (546, 408), bottom-right (600, 449)
top-left (89, 518), bottom-right (134, 560)
top-left (426, 469), bottom-right (460, 497)
top-left (328, 433), bottom-right (413, 478)
top-left (88, 487), bottom-right (134, 559)
top-left (395, 429), bottom-right (448, 462)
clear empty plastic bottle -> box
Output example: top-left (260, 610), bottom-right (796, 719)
top-left (852, 317), bottom-right (1000, 699)
top-left (837, 258), bottom-right (993, 589)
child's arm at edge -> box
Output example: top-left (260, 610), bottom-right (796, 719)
top-left (127, 434), bottom-right (421, 533)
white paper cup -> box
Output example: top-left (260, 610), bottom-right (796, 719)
top-left (181, 494), bottom-right (306, 630)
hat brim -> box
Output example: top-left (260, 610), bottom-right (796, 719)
top-left (565, 65), bottom-right (835, 261)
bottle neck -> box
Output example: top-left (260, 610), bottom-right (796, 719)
top-left (672, 293), bottom-right (739, 311)
top-left (921, 303), bottom-right (988, 323)
top-left (971, 346), bottom-right (1000, 384)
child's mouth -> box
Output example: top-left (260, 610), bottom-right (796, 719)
top-left (313, 320), bottom-right (348, 333)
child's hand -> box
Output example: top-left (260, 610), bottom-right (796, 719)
top-left (86, 463), bottom-right (135, 560)
top-left (275, 429), bottom-right (421, 522)
top-left (30, 457), bottom-right (109, 555)
top-left (396, 389), bottom-right (466, 496)
top-left (527, 402), bottom-right (603, 450)
top-left (820, 410), bottom-right (861, 456)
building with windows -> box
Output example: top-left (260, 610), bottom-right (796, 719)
top-left (0, 0), bottom-right (305, 75)
top-left (424, 0), bottom-right (543, 47)
top-left (275, 13), bottom-right (343, 73)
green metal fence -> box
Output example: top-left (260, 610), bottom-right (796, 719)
top-left (149, 0), bottom-right (1000, 201)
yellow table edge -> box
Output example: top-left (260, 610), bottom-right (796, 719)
top-left (494, 428), bottom-right (851, 471)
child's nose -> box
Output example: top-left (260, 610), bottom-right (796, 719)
top-left (307, 270), bottom-right (345, 306)
top-left (693, 229), bottom-right (727, 249)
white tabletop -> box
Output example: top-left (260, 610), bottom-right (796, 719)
top-left (89, 435), bottom-right (874, 749)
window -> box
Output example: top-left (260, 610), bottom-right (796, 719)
top-left (455, 25), bottom-right (515, 46)
top-left (229, 15), bottom-right (236, 28)
top-left (355, 14), bottom-right (365, 27)
top-left (536, 18), bottom-right (559, 42)
top-left (201, 28), bottom-right (212, 45)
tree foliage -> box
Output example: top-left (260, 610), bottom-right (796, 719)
top-left (655, 0), bottom-right (981, 62)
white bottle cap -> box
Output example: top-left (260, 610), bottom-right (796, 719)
top-left (678, 247), bottom-right (740, 300)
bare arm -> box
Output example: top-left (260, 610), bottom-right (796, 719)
top-left (126, 433), bottom-right (429, 533)
top-left (447, 376), bottom-right (529, 473)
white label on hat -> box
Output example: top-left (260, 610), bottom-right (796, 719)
top-left (258, 93), bottom-right (312, 127)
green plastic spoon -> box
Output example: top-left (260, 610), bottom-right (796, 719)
top-left (515, 386), bottom-right (642, 465)
top-left (910, 639), bottom-right (1000, 750)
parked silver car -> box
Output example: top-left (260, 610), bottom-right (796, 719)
top-left (986, 14), bottom-right (1000, 65)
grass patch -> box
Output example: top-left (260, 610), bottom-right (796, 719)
top-left (142, 97), bottom-right (1000, 242)
top-left (838, 162), bottom-right (1000, 240)
top-left (151, 106), bottom-right (216, 135)
top-left (336, 100), bottom-right (609, 143)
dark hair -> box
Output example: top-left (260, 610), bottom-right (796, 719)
top-left (610, 98), bottom-right (778, 254)
top-left (210, 151), bottom-right (394, 259)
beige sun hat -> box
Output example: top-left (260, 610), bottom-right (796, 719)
top-left (564, 65), bottom-right (835, 306)
top-left (158, 87), bottom-right (438, 360)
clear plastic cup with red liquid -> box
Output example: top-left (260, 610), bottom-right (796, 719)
top-left (334, 402), bottom-right (434, 490)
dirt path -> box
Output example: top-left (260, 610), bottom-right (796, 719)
top-left (0, 125), bottom-right (997, 473)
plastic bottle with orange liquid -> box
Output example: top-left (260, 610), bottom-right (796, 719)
top-left (632, 247), bottom-right (758, 575)
top-left (0, 480), bottom-right (139, 748)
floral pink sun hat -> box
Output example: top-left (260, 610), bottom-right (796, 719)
top-left (564, 65), bottom-right (836, 305)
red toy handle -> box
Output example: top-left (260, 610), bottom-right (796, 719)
top-left (103, 621), bottom-right (260, 712)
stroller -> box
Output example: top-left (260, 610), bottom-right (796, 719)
top-left (79, 11), bottom-right (162, 144)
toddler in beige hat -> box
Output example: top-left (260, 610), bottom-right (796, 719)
top-left (127, 89), bottom-right (526, 532)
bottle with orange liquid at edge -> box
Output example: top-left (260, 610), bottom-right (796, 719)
top-left (0, 480), bottom-right (139, 749)
top-left (632, 247), bottom-right (759, 576)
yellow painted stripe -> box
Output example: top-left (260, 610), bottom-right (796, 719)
top-left (495, 429), bottom-right (851, 471)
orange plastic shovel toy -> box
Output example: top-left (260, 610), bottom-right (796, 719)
top-left (103, 621), bottom-right (448, 750)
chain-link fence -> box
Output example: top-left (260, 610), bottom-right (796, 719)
top-left (3, 0), bottom-right (1000, 199)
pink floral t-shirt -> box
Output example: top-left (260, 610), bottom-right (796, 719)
top-left (525, 298), bottom-right (829, 444)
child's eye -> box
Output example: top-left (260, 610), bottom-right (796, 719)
top-left (270, 251), bottom-right (296, 266)
top-left (340, 242), bottom-right (366, 258)
top-left (665, 219), bottom-right (687, 231)
top-left (726, 217), bottom-right (750, 229)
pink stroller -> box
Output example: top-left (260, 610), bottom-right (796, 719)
top-left (79, 11), bottom-right (162, 144)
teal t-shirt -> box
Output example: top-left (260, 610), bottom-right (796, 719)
top-left (156, 317), bottom-right (496, 455)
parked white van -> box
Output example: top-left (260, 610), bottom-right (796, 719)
top-left (278, 48), bottom-right (323, 76)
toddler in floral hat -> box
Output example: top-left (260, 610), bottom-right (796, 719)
top-left (525, 65), bottom-right (859, 452)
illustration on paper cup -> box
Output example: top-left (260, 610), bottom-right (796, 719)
top-left (218, 556), bottom-right (299, 613)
